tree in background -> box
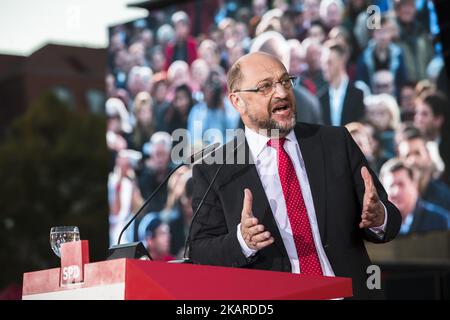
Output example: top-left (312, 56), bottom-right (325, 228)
top-left (0, 92), bottom-right (109, 297)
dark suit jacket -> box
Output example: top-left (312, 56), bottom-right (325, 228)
top-left (294, 86), bottom-right (323, 125)
top-left (408, 200), bottom-right (450, 234)
top-left (189, 123), bottom-right (401, 299)
top-left (319, 83), bottom-right (365, 126)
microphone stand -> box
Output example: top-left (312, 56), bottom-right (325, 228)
top-left (169, 139), bottom-right (245, 264)
top-left (107, 143), bottom-right (219, 261)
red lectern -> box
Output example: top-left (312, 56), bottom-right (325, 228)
top-left (22, 241), bottom-right (352, 299)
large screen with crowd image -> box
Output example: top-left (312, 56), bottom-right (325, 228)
top-left (105, 0), bottom-right (450, 263)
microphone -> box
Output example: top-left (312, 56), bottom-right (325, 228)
top-left (107, 142), bottom-right (219, 260)
top-left (169, 139), bottom-right (245, 264)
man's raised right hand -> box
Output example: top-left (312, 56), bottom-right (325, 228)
top-left (240, 188), bottom-right (274, 250)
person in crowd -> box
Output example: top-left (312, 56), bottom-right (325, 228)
top-left (302, 38), bottom-right (327, 95)
top-left (105, 97), bottom-right (132, 152)
top-left (226, 41), bottom-right (246, 74)
top-left (149, 46), bottom-right (167, 74)
top-left (108, 30), bottom-right (126, 70)
top-left (319, 41), bottom-right (365, 126)
top-left (342, 0), bottom-right (369, 36)
top-left (106, 73), bottom-right (118, 98)
top-left (356, 15), bottom-right (407, 94)
top-left (372, 70), bottom-right (396, 97)
top-left (397, 129), bottom-right (450, 212)
top-left (328, 26), bottom-right (358, 76)
top-left (190, 59), bottom-right (211, 102)
top-left (394, 0), bottom-right (434, 83)
top-left (380, 158), bottom-right (449, 235)
top-left (166, 60), bottom-right (192, 102)
top-left (108, 149), bottom-right (143, 246)
top-left (159, 170), bottom-right (194, 257)
top-left (364, 93), bottom-right (400, 160)
top-left (414, 91), bottom-right (447, 144)
top-left (399, 81), bottom-right (416, 122)
top-left (346, 121), bottom-right (387, 174)
top-left (306, 20), bottom-right (327, 44)
top-left (292, 39), bottom-right (320, 96)
top-left (128, 41), bottom-right (148, 67)
top-left (106, 113), bottom-right (128, 173)
top-left (414, 90), bottom-right (450, 184)
top-left (165, 84), bottom-right (195, 134)
top-left (156, 24), bottom-right (175, 49)
top-left (252, 0), bottom-right (269, 19)
top-left (164, 11), bottom-right (198, 69)
top-left (254, 8), bottom-right (283, 37)
top-left (138, 132), bottom-right (173, 213)
top-left (131, 91), bottom-right (154, 152)
top-left (287, 39), bottom-right (308, 83)
top-left (302, 0), bottom-right (321, 31)
top-left (141, 214), bottom-right (175, 261)
top-left (319, 0), bottom-right (344, 33)
top-left (151, 74), bottom-right (171, 133)
top-left (127, 66), bottom-right (153, 103)
top-left (198, 39), bottom-right (222, 69)
top-left (280, 10), bottom-right (298, 40)
top-left (188, 68), bottom-right (238, 146)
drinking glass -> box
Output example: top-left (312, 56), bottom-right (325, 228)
top-left (50, 226), bottom-right (80, 258)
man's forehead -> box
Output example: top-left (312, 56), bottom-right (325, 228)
top-left (240, 54), bottom-right (287, 79)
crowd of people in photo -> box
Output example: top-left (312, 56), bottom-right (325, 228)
top-left (105, 0), bottom-right (450, 260)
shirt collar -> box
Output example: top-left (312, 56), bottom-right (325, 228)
top-left (244, 126), bottom-right (299, 159)
top-left (330, 75), bottom-right (349, 94)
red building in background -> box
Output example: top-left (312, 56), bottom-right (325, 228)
top-left (0, 44), bottom-right (107, 133)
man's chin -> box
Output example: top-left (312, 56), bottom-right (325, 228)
top-left (246, 112), bottom-right (296, 135)
top-left (273, 115), bottom-right (296, 129)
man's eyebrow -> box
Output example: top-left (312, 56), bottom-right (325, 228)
top-left (255, 77), bottom-right (273, 84)
top-left (255, 73), bottom-right (290, 84)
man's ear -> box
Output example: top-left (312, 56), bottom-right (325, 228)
top-left (435, 115), bottom-right (444, 129)
top-left (229, 93), bottom-right (243, 111)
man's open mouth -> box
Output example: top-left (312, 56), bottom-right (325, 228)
top-left (272, 104), bottom-right (290, 114)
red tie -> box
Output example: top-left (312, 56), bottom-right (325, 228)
top-left (268, 138), bottom-right (323, 275)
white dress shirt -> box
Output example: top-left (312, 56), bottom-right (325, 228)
top-left (329, 75), bottom-right (349, 126)
top-left (236, 126), bottom-right (387, 275)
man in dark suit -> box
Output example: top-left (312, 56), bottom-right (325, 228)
top-left (380, 158), bottom-right (449, 235)
top-left (294, 85), bottom-right (323, 125)
top-left (189, 52), bottom-right (401, 299)
top-left (319, 42), bottom-right (365, 126)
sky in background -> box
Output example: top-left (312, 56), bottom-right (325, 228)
top-left (0, 0), bottom-right (148, 56)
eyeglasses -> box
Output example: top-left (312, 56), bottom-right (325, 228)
top-left (233, 75), bottom-right (298, 96)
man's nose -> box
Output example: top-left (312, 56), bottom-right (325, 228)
top-left (273, 82), bottom-right (289, 98)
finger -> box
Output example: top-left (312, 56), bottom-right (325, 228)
top-left (359, 220), bottom-right (371, 228)
top-left (361, 212), bottom-right (377, 220)
top-left (367, 192), bottom-right (380, 204)
top-left (250, 231), bottom-right (271, 243)
top-left (254, 237), bottom-right (275, 250)
top-left (242, 217), bottom-right (259, 228)
top-left (247, 224), bottom-right (265, 237)
top-left (361, 214), bottom-right (377, 223)
top-left (361, 166), bottom-right (374, 193)
top-left (363, 201), bottom-right (382, 216)
top-left (241, 188), bottom-right (254, 218)
top-left (359, 217), bottom-right (376, 228)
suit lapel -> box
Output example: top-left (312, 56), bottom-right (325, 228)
top-left (295, 124), bottom-right (328, 245)
top-left (320, 91), bottom-right (331, 126)
top-left (341, 84), bottom-right (351, 126)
